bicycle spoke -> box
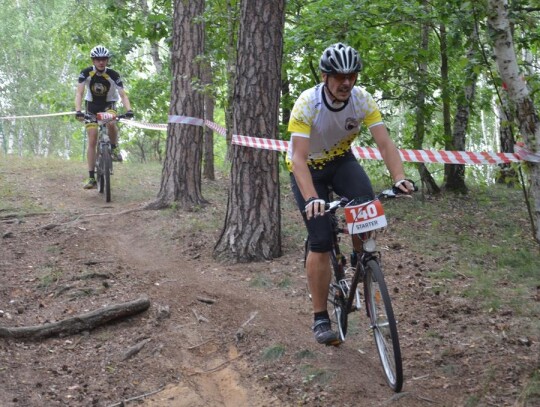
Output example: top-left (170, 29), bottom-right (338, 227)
top-left (364, 259), bottom-right (403, 392)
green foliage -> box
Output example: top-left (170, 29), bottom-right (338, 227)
top-left (1, 0), bottom-right (539, 196)
top-left (261, 344), bottom-right (286, 361)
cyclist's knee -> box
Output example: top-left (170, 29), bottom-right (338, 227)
top-left (309, 238), bottom-right (333, 253)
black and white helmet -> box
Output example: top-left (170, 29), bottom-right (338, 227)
top-left (319, 43), bottom-right (362, 74)
top-left (90, 45), bottom-right (111, 58)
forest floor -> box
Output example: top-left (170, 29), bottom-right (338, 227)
top-left (0, 156), bottom-right (539, 407)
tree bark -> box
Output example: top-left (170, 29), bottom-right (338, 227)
top-left (213, 0), bottom-right (285, 262)
top-left (488, 0), bottom-right (540, 243)
top-left (202, 61), bottom-right (215, 180)
top-left (148, 0), bottom-right (207, 210)
top-left (0, 297), bottom-right (150, 340)
top-left (444, 22), bottom-right (480, 194)
top-left (414, 0), bottom-right (440, 195)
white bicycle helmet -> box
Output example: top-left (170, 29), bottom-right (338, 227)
top-left (319, 43), bottom-right (362, 74)
top-left (90, 45), bottom-right (111, 58)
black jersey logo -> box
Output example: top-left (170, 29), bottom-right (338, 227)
top-left (345, 117), bottom-right (359, 131)
top-left (91, 83), bottom-right (108, 96)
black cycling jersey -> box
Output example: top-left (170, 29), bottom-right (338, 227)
top-left (78, 66), bottom-right (124, 105)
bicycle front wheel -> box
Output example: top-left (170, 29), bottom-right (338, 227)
top-left (97, 147), bottom-right (112, 202)
top-left (363, 259), bottom-right (403, 392)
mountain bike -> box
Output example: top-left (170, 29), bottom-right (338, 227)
top-left (304, 182), bottom-right (416, 392)
top-left (84, 112), bottom-right (126, 203)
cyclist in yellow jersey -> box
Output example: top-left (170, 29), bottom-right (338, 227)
top-left (288, 43), bottom-right (414, 345)
top-left (75, 45), bottom-right (133, 189)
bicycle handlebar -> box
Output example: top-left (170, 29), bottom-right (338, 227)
top-left (83, 113), bottom-right (128, 122)
top-left (325, 180), bottom-right (418, 213)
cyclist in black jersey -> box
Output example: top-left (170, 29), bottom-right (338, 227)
top-left (288, 43), bottom-right (414, 346)
top-left (75, 45), bottom-right (133, 189)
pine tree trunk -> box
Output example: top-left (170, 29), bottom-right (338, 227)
top-left (203, 64), bottom-right (215, 180)
top-left (214, 0), bottom-right (285, 262)
top-left (148, 0), bottom-right (207, 210)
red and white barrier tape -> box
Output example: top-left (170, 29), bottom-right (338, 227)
top-left (3, 112), bottom-right (539, 164)
top-left (0, 111), bottom-right (76, 120)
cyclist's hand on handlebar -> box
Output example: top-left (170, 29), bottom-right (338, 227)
top-left (304, 197), bottom-right (326, 220)
top-left (125, 110), bottom-right (134, 119)
top-left (75, 111), bottom-right (85, 121)
top-left (393, 179), bottom-right (416, 194)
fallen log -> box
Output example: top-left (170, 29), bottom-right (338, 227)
top-left (0, 296), bottom-right (150, 340)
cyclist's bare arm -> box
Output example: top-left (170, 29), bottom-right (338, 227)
top-left (291, 135), bottom-right (325, 219)
top-left (370, 124), bottom-right (413, 193)
top-left (75, 82), bottom-right (86, 113)
top-left (118, 88), bottom-right (132, 112)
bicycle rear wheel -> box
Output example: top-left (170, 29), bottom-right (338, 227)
top-left (363, 259), bottom-right (403, 392)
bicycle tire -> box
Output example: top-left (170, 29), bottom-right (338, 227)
top-left (363, 259), bottom-right (403, 392)
top-left (328, 250), bottom-right (348, 341)
top-left (96, 151), bottom-right (105, 194)
top-left (102, 147), bottom-right (112, 202)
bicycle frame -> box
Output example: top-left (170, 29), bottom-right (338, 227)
top-left (305, 188), bottom-right (411, 392)
top-left (84, 112), bottom-right (123, 202)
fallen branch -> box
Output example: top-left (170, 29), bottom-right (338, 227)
top-left (121, 338), bottom-right (152, 361)
top-left (192, 308), bottom-right (209, 323)
top-left (0, 296), bottom-right (150, 340)
top-left (106, 384), bottom-right (166, 407)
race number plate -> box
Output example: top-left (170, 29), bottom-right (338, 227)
top-left (96, 112), bottom-right (116, 121)
top-left (344, 199), bottom-right (387, 234)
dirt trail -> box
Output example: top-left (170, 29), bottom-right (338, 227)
top-left (1, 162), bottom-right (537, 406)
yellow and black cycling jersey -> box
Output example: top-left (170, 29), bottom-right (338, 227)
top-left (78, 66), bottom-right (124, 105)
top-left (287, 83), bottom-right (384, 170)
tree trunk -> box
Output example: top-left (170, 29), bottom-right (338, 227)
top-left (224, 0), bottom-right (239, 148)
top-left (488, 0), bottom-right (540, 243)
top-left (414, 0), bottom-right (440, 195)
top-left (213, 0), bottom-right (285, 262)
top-left (496, 92), bottom-right (518, 185)
top-left (202, 61), bottom-right (215, 180)
top-left (444, 22), bottom-right (480, 194)
top-left (148, 0), bottom-right (207, 210)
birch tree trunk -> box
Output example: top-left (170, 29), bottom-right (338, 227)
top-left (148, 0), bottom-right (207, 210)
top-left (488, 0), bottom-right (540, 243)
top-left (213, 0), bottom-right (285, 262)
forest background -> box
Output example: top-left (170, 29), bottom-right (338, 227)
top-left (1, 1), bottom-right (540, 405)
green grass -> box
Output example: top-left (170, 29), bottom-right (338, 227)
top-left (38, 264), bottom-right (63, 289)
top-left (381, 183), bottom-right (540, 314)
top-left (300, 364), bottom-right (335, 384)
top-left (261, 344), bottom-right (285, 361)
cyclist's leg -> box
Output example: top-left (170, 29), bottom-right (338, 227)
top-left (291, 171), bottom-right (340, 345)
top-left (86, 126), bottom-right (98, 172)
top-left (105, 104), bottom-right (118, 145)
top-left (291, 172), bottom-right (333, 313)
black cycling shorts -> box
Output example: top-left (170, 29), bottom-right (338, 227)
top-left (85, 101), bottom-right (117, 115)
top-left (290, 152), bottom-right (374, 253)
